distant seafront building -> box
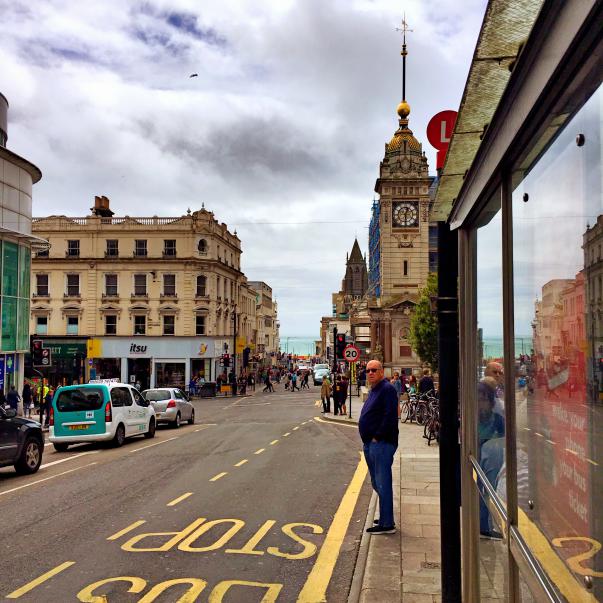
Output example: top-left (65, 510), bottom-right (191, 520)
top-left (30, 197), bottom-right (278, 388)
top-left (0, 92), bottom-right (44, 395)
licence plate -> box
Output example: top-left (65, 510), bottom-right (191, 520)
top-left (68, 425), bottom-right (88, 431)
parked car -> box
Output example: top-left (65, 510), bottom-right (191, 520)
top-left (0, 405), bottom-right (44, 474)
top-left (49, 381), bottom-right (156, 451)
top-left (142, 388), bottom-right (194, 428)
top-left (313, 365), bottom-right (331, 386)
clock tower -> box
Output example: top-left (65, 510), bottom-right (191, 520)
top-left (364, 19), bottom-right (435, 373)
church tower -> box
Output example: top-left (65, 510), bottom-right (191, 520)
top-left (342, 239), bottom-right (368, 298)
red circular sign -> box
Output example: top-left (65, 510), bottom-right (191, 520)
top-left (343, 345), bottom-right (360, 363)
top-left (426, 110), bottom-right (458, 170)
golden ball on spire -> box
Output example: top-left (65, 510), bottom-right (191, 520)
top-left (397, 100), bottom-right (410, 118)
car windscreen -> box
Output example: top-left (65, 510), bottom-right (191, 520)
top-left (56, 388), bottom-right (105, 412)
top-left (314, 364), bottom-right (329, 370)
top-left (142, 390), bottom-right (171, 401)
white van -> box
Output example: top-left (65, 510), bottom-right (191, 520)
top-left (49, 380), bottom-right (156, 452)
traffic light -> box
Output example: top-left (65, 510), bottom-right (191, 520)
top-left (32, 339), bottom-right (50, 367)
top-left (336, 334), bottom-right (346, 359)
top-left (222, 354), bottom-right (230, 367)
top-left (243, 347), bottom-right (250, 368)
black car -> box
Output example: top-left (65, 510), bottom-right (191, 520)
top-left (0, 406), bottom-right (44, 474)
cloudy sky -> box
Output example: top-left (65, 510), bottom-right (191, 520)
top-left (1, 0), bottom-right (487, 337)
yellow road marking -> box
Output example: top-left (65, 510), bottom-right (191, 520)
top-left (301, 421), bottom-right (307, 425)
top-left (0, 462), bottom-right (97, 498)
top-left (7, 561), bottom-right (76, 599)
top-left (255, 448), bottom-right (266, 454)
top-left (546, 439), bottom-right (556, 445)
top-left (314, 416), bottom-right (357, 429)
top-left (534, 432), bottom-right (544, 438)
top-left (235, 459), bottom-right (249, 467)
top-left (297, 453), bottom-right (367, 602)
top-left (210, 472), bottom-right (228, 482)
top-left (167, 492), bottom-right (193, 507)
top-left (586, 458), bottom-right (598, 466)
top-left (270, 440), bottom-right (279, 445)
top-left (293, 426), bottom-right (299, 431)
top-left (283, 432), bottom-right (291, 437)
top-left (107, 520), bottom-right (146, 541)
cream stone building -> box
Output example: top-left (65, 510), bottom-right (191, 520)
top-left (30, 197), bottom-right (272, 389)
top-left (247, 281), bottom-right (280, 363)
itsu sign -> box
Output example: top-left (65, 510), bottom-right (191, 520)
top-left (427, 110), bottom-right (458, 170)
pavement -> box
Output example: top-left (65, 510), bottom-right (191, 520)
top-left (323, 397), bottom-right (443, 603)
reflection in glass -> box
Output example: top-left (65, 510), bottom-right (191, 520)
top-left (512, 84), bottom-right (602, 600)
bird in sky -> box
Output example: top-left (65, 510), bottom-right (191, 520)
top-left (189, 73), bottom-right (198, 78)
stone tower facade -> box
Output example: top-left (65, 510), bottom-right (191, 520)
top-left (342, 239), bottom-right (368, 298)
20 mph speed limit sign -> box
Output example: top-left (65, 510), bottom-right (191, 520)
top-left (343, 345), bottom-right (360, 363)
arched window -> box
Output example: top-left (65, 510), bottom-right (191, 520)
top-left (198, 239), bottom-right (207, 254)
top-left (196, 275), bottom-right (207, 297)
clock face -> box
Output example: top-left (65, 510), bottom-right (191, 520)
top-left (392, 202), bottom-right (419, 227)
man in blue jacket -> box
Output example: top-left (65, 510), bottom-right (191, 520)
top-left (359, 360), bottom-right (399, 534)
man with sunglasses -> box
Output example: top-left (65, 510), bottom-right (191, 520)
top-left (358, 360), bottom-right (399, 534)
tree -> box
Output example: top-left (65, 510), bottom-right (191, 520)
top-left (409, 272), bottom-right (438, 371)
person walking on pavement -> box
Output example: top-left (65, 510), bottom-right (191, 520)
top-left (391, 372), bottom-right (403, 419)
top-left (7, 386), bottom-right (21, 415)
top-left (290, 371), bottom-right (299, 392)
top-left (320, 375), bottom-right (332, 413)
top-left (22, 383), bottom-right (33, 418)
top-left (339, 375), bottom-right (349, 416)
top-left (359, 360), bottom-right (399, 534)
top-left (301, 371), bottom-right (310, 390)
top-left (42, 386), bottom-right (54, 428)
top-left (263, 372), bottom-right (274, 393)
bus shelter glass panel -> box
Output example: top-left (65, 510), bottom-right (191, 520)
top-left (476, 193), bottom-right (509, 600)
top-left (512, 83), bottom-right (602, 601)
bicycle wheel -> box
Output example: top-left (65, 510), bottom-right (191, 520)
top-left (401, 401), bottom-right (412, 423)
top-left (416, 402), bottom-right (428, 425)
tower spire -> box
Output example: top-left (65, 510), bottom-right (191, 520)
top-left (395, 14), bottom-right (413, 119)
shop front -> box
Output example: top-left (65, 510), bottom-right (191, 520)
top-left (434, 2), bottom-right (602, 601)
top-left (87, 337), bottom-right (215, 390)
top-left (29, 337), bottom-right (88, 388)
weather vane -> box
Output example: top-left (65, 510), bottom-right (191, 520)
top-left (395, 14), bottom-right (413, 101)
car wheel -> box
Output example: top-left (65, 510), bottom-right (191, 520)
top-left (188, 409), bottom-right (195, 425)
top-left (53, 443), bottom-right (69, 453)
top-left (15, 438), bottom-right (43, 474)
top-left (112, 423), bottom-right (126, 447)
top-left (144, 418), bottom-right (156, 439)
top-left (172, 412), bottom-right (181, 429)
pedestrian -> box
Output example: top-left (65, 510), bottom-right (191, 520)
top-left (22, 383), bottom-right (33, 418)
top-left (263, 373), bottom-right (273, 393)
top-left (333, 376), bottom-right (342, 415)
top-left (359, 360), bottom-right (398, 534)
top-left (391, 372), bottom-right (402, 419)
top-left (7, 386), bottom-right (21, 415)
top-left (320, 375), bottom-right (332, 413)
top-left (418, 369), bottom-right (435, 397)
top-left (339, 375), bottom-right (349, 416)
top-left (43, 386), bottom-right (54, 428)
top-left (407, 374), bottom-right (418, 395)
top-left (301, 371), bottom-right (309, 389)
top-left (229, 371), bottom-right (237, 397)
top-left (189, 377), bottom-right (197, 398)
top-left (291, 372), bottom-right (299, 391)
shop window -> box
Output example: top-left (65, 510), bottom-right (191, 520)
top-left (198, 239), bottom-right (207, 254)
top-left (36, 316), bottom-right (48, 335)
top-left (133, 274), bottom-right (147, 296)
top-left (66, 240), bottom-right (80, 257)
top-left (163, 240), bottom-right (176, 257)
top-left (2, 241), bottom-right (18, 296)
top-left (134, 240), bottom-right (147, 257)
top-left (35, 274), bottom-right (49, 296)
top-left (163, 274), bottom-right (176, 296)
top-left (163, 315), bottom-right (175, 336)
top-left (134, 315), bottom-right (146, 335)
top-left (66, 274), bottom-right (80, 297)
top-left (105, 315), bottom-right (117, 335)
top-left (66, 316), bottom-right (79, 335)
top-left (196, 315), bottom-right (206, 335)
top-left (106, 239), bottom-right (118, 257)
top-left (196, 275), bottom-right (207, 297)
top-left (105, 274), bottom-right (118, 296)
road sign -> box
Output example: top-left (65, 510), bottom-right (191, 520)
top-left (40, 348), bottom-right (51, 366)
top-left (426, 110), bottom-right (458, 170)
top-left (343, 345), bottom-right (360, 363)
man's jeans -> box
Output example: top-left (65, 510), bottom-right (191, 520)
top-left (363, 440), bottom-right (397, 527)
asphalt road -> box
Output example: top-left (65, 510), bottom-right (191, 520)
top-left (0, 385), bottom-right (370, 602)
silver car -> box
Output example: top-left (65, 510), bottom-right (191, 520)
top-left (142, 388), bottom-right (194, 428)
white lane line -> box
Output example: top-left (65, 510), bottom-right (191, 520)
top-left (40, 450), bottom-right (99, 469)
top-left (0, 463), bottom-right (98, 498)
top-left (130, 437), bottom-right (178, 453)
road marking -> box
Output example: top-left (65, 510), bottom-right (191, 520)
top-left (254, 448), bottom-right (266, 455)
top-left (270, 440), bottom-right (279, 445)
top-left (167, 492), bottom-right (193, 507)
top-left (283, 432), bottom-right (291, 437)
top-left (0, 463), bottom-right (98, 498)
top-left (534, 432), bottom-right (544, 438)
top-left (565, 448), bottom-right (579, 456)
top-left (546, 439), bottom-right (556, 445)
top-left (314, 416), bottom-right (357, 429)
top-left (130, 437), bottom-right (178, 453)
top-left (6, 561), bottom-right (75, 598)
top-left (293, 427), bottom-right (299, 431)
top-left (210, 472), bottom-right (228, 482)
top-left (297, 453), bottom-right (368, 602)
top-left (234, 459), bottom-right (248, 467)
top-left (301, 421), bottom-right (308, 425)
top-left (107, 520), bottom-right (146, 541)
top-left (40, 450), bottom-right (99, 469)
top-left (586, 458), bottom-right (598, 466)
top-left (523, 427), bottom-right (531, 431)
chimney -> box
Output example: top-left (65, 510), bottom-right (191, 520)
top-left (91, 195), bottom-right (114, 217)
